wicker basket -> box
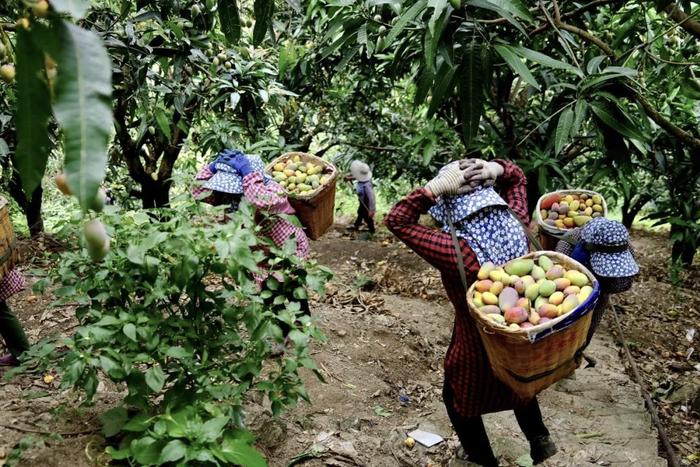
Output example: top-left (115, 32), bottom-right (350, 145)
top-left (266, 152), bottom-right (338, 240)
top-left (467, 251), bottom-right (600, 400)
top-left (0, 197), bottom-right (19, 279)
top-left (535, 190), bottom-right (608, 250)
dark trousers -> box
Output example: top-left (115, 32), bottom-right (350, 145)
top-left (354, 204), bottom-right (375, 233)
top-left (443, 383), bottom-right (549, 466)
top-left (0, 300), bottom-right (30, 357)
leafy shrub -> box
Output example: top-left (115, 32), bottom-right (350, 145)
top-left (24, 198), bottom-right (331, 466)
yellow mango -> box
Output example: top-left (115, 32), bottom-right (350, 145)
top-left (274, 163), bottom-right (285, 171)
top-left (477, 261), bottom-right (496, 280)
top-left (482, 292), bottom-right (498, 305)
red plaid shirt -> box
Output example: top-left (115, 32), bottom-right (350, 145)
top-left (385, 160), bottom-right (532, 417)
top-left (0, 268), bottom-right (25, 302)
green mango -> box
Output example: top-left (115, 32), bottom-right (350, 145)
top-left (538, 255), bottom-right (553, 272)
top-left (505, 259), bottom-right (534, 276)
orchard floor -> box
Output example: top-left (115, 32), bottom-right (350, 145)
top-left (0, 221), bottom-right (698, 466)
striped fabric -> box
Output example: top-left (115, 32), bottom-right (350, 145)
top-left (0, 268), bottom-right (25, 302)
top-left (385, 160), bottom-right (533, 417)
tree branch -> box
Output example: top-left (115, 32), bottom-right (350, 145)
top-left (656, 1), bottom-right (700, 39)
top-left (636, 94), bottom-right (700, 150)
top-left (555, 21), bottom-right (616, 57)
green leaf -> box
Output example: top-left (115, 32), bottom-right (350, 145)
top-left (50, 0), bottom-right (89, 18)
top-left (159, 440), bottom-right (187, 464)
top-left (554, 107), bottom-right (573, 154)
top-left (166, 346), bottom-right (191, 359)
top-left (145, 366), bottom-right (165, 393)
top-left (380, 0), bottom-right (428, 52)
top-left (474, 0), bottom-right (533, 21)
top-left (154, 109), bottom-right (172, 141)
top-left (253, 0), bottom-right (275, 45)
top-left (123, 323), bottom-right (137, 341)
top-left (356, 23), bottom-right (368, 45)
top-left (513, 46), bottom-right (583, 78)
top-left (14, 27), bottom-right (53, 197)
top-left (494, 45), bottom-right (539, 90)
top-left (100, 406), bottom-right (128, 437)
top-left (466, 0), bottom-right (528, 34)
top-left (218, 0), bottom-right (242, 44)
top-left (572, 100), bottom-right (587, 136)
top-left (586, 55), bottom-right (607, 75)
top-left (122, 413), bottom-right (151, 432)
top-left (457, 41), bottom-right (483, 149)
top-left (51, 20), bottom-right (112, 211)
top-left (131, 437), bottom-right (163, 465)
top-left (202, 417), bottom-right (229, 442)
top-left (218, 437), bottom-right (267, 467)
top-left (427, 0), bottom-right (448, 34)
top-left (590, 101), bottom-right (645, 142)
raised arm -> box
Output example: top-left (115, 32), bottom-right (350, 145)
top-left (384, 188), bottom-right (479, 276)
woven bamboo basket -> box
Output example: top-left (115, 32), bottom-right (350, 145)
top-left (266, 152), bottom-right (338, 240)
top-left (535, 190), bottom-right (608, 251)
top-left (467, 251), bottom-right (600, 400)
top-left (0, 197), bottom-right (19, 279)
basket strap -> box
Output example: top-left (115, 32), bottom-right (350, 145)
top-left (504, 344), bottom-right (586, 383)
top-left (446, 213), bottom-right (469, 291)
top-left (0, 238), bottom-right (17, 265)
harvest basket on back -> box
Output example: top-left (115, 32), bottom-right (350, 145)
top-left (266, 152), bottom-right (337, 240)
top-left (0, 197), bottom-right (19, 278)
top-left (535, 190), bottom-right (608, 251)
top-left (467, 251), bottom-right (600, 399)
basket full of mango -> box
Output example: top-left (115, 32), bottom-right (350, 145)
top-left (536, 190), bottom-right (608, 236)
top-left (268, 153), bottom-right (333, 198)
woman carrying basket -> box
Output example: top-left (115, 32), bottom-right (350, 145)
top-left (192, 149), bottom-right (311, 344)
top-left (385, 158), bottom-right (556, 466)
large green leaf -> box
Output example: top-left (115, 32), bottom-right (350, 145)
top-left (253, 0), bottom-right (275, 45)
top-left (380, 0), bottom-right (428, 52)
top-left (465, 0), bottom-right (528, 34)
top-left (51, 21), bottom-right (112, 210)
top-left (494, 45), bottom-right (539, 90)
top-left (590, 101), bottom-right (645, 142)
top-left (427, 61), bottom-right (456, 117)
top-left (424, 7), bottom-right (450, 73)
top-left (218, 0), bottom-right (242, 44)
top-left (218, 437), bottom-right (267, 467)
top-left (457, 41), bottom-right (483, 149)
top-left (50, 0), bottom-right (89, 18)
top-left (571, 99), bottom-right (587, 136)
top-left (554, 107), bottom-right (573, 154)
top-left (15, 27), bottom-right (52, 197)
top-left (513, 46), bottom-right (583, 78)
top-left (145, 366), bottom-right (165, 393)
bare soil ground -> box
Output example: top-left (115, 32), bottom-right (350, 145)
top-left (0, 224), bottom-right (698, 466)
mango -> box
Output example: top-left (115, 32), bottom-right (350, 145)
top-left (521, 275), bottom-right (535, 287)
top-left (565, 270), bottom-right (589, 287)
top-left (584, 207), bottom-right (593, 216)
top-left (592, 194), bottom-right (602, 204)
top-left (580, 194), bottom-right (589, 200)
top-left (504, 307), bottom-right (528, 324)
top-left (287, 176), bottom-right (297, 184)
top-left (473, 296), bottom-right (484, 308)
top-left (505, 259), bottom-right (534, 276)
top-left (477, 262), bottom-right (496, 280)
top-left (489, 269), bottom-right (506, 282)
top-left (500, 274), bottom-right (513, 286)
top-left (593, 204), bottom-right (603, 212)
top-left (538, 280), bottom-right (557, 297)
top-left (563, 285), bottom-right (580, 295)
top-left (284, 169), bottom-right (295, 177)
top-left (482, 292), bottom-right (498, 305)
top-left (490, 281), bottom-right (504, 295)
top-left (558, 204), bottom-right (569, 215)
top-left (585, 198), bottom-right (593, 207)
top-left (475, 280), bottom-right (493, 293)
top-left (574, 215), bottom-right (592, 227)
top-left (570, 200), bottom-right (580, 211)
top-left (551, 202), bottom-right (560, 212)
top-left (528, 310), bottom-right (540, 325)
top-left (565, 195), bottom-right (574, 203)
top-left (545, 265), bottom-right (564, 280)
top-left (578, 285), bottom-right (593, 302)
top-left (548, 291), bottom-right (565, 306)
top-left (531, 265), bottom-right (546, 280)
top-left (540, 194), bottom-right (561, 210)
top-left (554, 278), bottom-right (570, 290)
top-left (274, 162), bottom-right (285, 171)
top-left (480, 305), bottom-right (502, 315)
top-left (488, 314), bottom-right (506, 325)
top-left (563, 218), bottom-right (575, 228)
top-left (520, 322), bottom-right (534, 329)
top-left (555, 220), bottom-right (565, 228)
top-left (514, 279), bottom-right (526, 294)
top-left (296, 173), bottom-right (307, 183)
top-left (509, 274), bottom-right (520, 285)
top-left (534, 296), bottom-right (548, 311)
top-left (540, 210), bottom-right (548, 220)
top-left (539, 317), bottom-right (551, 324)
top-left (538, 255), bottom-right (553, 272)
top-left (508, 323), bottom-right (521, 331)
top-left (592, 212), bottom-right (602, 218)
top-left (561, 295), bottom-right (579, 314)
top-left (516, 297), bottom-right (530, 311)
top-left (499, 287), bottom-right (519, 312)
top-left (539, 304), bottom-right (559, 319)
top-left (298, 183), bottom-right (312, 191)
top-left (548, 211), bottom-right (558, 220)
top-left (525, 284), bottom-right (540, 301)
top-left (286, 162), bottom-right (298, 171)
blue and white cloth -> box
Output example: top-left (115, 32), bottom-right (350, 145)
top-left (429, 186), bottom-right (528, 266)
top-left (203, 152), bottom-right (268, 195)
top-left (574, 217), bottom-right (639, 278)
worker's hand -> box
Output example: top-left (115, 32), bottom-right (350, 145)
top-left (425, 162), bottom-right (479, 197)
top-left (458, 159), bottom-right (503, 187)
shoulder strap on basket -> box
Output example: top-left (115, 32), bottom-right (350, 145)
top-left (508, 207), bottom-right (542, 252)
top-left (445, 213), bottom-right (469, 291)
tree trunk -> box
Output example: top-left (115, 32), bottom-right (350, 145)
top-left (8, 170), bottom-right (44, 237)
top-left (138, 177), bottom-right (172, 209)
top-left (621, 193), bottom-right (652, 229)
top-left (670, 224), bottom-right (697, 266)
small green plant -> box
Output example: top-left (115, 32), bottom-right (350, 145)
top-left (19, 197), bottom-right (331, 465)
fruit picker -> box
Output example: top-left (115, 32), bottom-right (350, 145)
top-left (555, 218), bottom-right (639, 363)
top-left (385, 158), bottom-right (557, 466)
top-left (192, 149), bottom-right (311, 340)
top-left (346, 160), bottom-right (376, 234)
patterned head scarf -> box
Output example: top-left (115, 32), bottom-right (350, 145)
top-left (203, 152), bottom-right (268, 195)
top-left (429, 185), bottom-right (528, 266)
top-left (579, 218), bottom-right (639, 278)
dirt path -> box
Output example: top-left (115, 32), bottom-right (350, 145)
top-left (0, 227), bottom-right (679, 466)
